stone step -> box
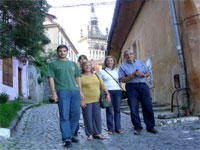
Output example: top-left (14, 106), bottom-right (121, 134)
top-left (121, 100), bottom-right (168, 108)
top-left (122, 109), bottom-right (185, 120)
top-left (120, 105), bottom-right (171, 112)
top-left (155, 110), bottom-right (185, 119)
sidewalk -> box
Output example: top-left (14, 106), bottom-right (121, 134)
top-left (0, 101), bottom-right (39, 145)
top-left (1, 103), bottom-right (200, 150)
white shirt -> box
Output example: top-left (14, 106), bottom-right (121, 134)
top-left (99, 67), bottom-right (121, 90)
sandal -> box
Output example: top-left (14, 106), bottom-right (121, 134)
top-left (87, 135), bottom-right (93, 140)
top-left (93, 134), bottom-right (106, 140)
top-left (115, 130), bottom-right (123, 134)
top-left (107, 130), bottom-right (114, 134)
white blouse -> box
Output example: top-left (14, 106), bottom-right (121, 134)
top-left (99, 67), bottom-right (121, 90)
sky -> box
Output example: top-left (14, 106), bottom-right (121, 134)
top-left (46, 0), bottom-right (116, 47)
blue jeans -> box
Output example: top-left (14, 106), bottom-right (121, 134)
top-left (126, 83), bottom-right (155, 130)
top-left (106, 90), bottom-right (122, 131)
top-left (57, 90), bottom-right (81, 141)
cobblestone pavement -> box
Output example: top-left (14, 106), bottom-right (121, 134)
top-left (2, 104), bottom-right (200, 150)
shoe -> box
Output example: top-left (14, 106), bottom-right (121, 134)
top-left (93, 134), bottom-right (106, 140)
top-left (74, 132), bottom-right (78, 137)
top-left (134, 129), bottom-right (141, 135)
top-left (115, 130), bottom-right (123, 134)
top-left (64, 141), bottom-right (72, 147)
top-left (87, 135), bottom-right (93, 140)
top-left (71, 137), bottom-right (79, 143)
top-left (107, 130), bottom-right (114, 134)
top-left (147, 128), bottom-right (158, 134)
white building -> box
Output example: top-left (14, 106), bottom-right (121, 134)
top-left (43, 14), bottom-right (78, 62)
top-left (0, 58), bottom-right (29, 100)
top-left (77, 4), bottom-right (108, 62)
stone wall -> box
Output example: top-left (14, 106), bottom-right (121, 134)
top-left (28, 65), bottom-right (50, 102)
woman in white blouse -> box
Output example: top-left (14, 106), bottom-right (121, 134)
top-left (99, 56), bottom-right (123, 134)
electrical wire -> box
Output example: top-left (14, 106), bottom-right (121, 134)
top-left (51, 2), bottom-right (116, 8)
top-left (51, 0), bottom-right (138, 8)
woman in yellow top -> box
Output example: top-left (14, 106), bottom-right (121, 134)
top-left (81, 61), bottom-right (111, 140)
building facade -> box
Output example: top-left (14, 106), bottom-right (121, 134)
top-left (77, 4), bottom-right (108, 68)
top-left (0, 58), bottom-right (29, 100)
top-left (43, 14), bottom-right (78, 62)
top-left (107, 0), bottom-right (200, 115)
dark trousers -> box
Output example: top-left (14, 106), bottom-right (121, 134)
top-left (126, 83), bottom-right (155, 130)
top-left (82, 102), bottom-right (102, 136)
top-left (106, 90), bottom-right (122, 131)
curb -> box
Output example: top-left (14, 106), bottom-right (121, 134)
top-left (122, 110), bottom-right (200, 126)
top-left (156, 116), bottom-right (200, 126)
top-left (0, 103), bottom-right (39, 139)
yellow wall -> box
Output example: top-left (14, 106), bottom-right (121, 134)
top-left (180, 0), bottom-right (200, 114)
top-left (119, 0), bottom-right (200, 114)
top-left (120, 0), bottom-right (200, 115)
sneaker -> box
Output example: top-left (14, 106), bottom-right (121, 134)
top-left (64, 141), bottom-right (72, 147)
top-left (71, 137), bottom-right (79, 143)
top-left (134, 129), bottom-right (141, 135)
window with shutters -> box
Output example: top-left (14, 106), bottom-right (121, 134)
top-left (3, 58), bottom-right (13, 87)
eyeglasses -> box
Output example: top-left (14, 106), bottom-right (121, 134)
top-left (124, 53), bottom-right (133, 57)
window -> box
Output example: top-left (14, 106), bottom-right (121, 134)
top-left (174, 74), bottom-right (180, 89)
top-left (94, 43), bottom-right (99, 49)
top-left (3, 58), bottom-right (13, 87)
top-left (101, 45), bottom-right (104, 50)
top-left (132, 41), bottom-right (137, 59)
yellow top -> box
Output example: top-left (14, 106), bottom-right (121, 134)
top-left (81, 73), bottom-right (106, 104)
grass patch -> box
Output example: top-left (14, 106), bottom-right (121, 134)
top-left (0, 101), bottom-right (22, 127)
top-left (43, 100), bottom-right (51, 104)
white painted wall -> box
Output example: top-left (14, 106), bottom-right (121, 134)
top-left (0, 58), bottom-right (28, 100)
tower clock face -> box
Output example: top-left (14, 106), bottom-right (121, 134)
top-left (94, 43), bottom-right (99, 49)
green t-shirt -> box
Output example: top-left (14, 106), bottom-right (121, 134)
top-left (46, 59), bottom-right (81, 91)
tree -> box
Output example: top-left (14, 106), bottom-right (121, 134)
top-left (0, 0), bottom-right (50, 58)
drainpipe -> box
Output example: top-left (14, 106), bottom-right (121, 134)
top-left (26, 61), bottom-right (29, 97)
top-left (169, 0), bottom-right (189, 110)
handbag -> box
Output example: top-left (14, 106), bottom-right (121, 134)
top-left (103, 69), bottom-right (128, 99)
top-left (121, 90), bottom-right (128, 99)
top-left (95, 73), bottom-right (111, 108)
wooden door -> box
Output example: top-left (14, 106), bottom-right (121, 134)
top-left (18, 68), bottom-right (22, 95)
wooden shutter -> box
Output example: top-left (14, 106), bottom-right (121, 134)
top-left (3, 58), bottom-right (13, 87)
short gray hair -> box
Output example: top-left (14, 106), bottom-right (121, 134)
top-left (123, 49), bottom-right (134, 57)
top-left (102, 55), bottom-right (118, 70)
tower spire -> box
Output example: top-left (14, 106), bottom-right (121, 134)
top-left (91, 3), bottom-right (94, 13)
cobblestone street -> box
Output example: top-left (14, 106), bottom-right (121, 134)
top-left (2, 104), bottom-right (200, 150)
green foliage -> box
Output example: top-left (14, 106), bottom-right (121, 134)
top-left (38, 77), bottom-right (44, 84)
top-left (0, 101), bottom-right (22, 127)
top-left (32, 50), bottom-right (57, 81)
top-left (0, 92), bottom-right (9, 104)
top-left (14, 95), bottom-right (24, 101)
top-left (28, 96), bottom-right (32, 100)
top-left (0, 0), bottom-right (50, 58)
top-left (181, 104), bottom-right (188, 111)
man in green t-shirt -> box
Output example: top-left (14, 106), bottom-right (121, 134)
top-left (46, 45), bottom-right (83, 148)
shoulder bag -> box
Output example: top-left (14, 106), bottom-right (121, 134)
top-left (103, 69), bottom-right (128, 99)
top-left (95, 73), bottom-right (111, 108)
